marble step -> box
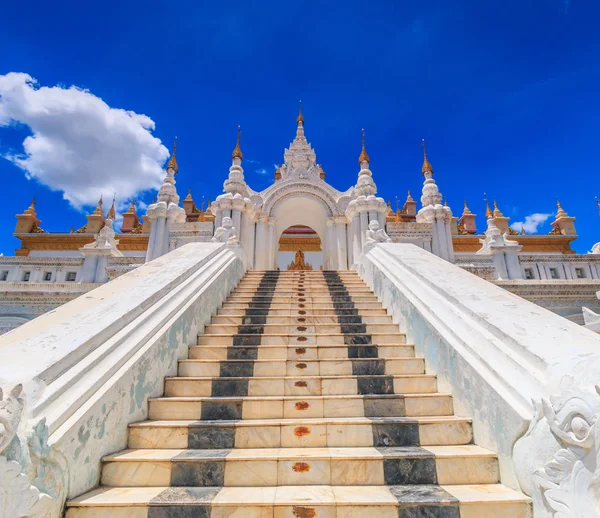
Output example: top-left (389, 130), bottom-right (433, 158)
top-left (189, 344), bottom-right (416, 361)
top-left (235, 283), bottom-right (370, 290)
top-left (204, 323), bottom-right (400, 335)
top-left (220, 302), bottom-right (387, 310)
top-left (197, 333), bottom-right (407, 346)
top-left (158, 374), bottom-right (436, 397)
top-left (128, 416), bottom-right (474, 449)
top-left (217, 307), bottom-right (389, 317)
top-left (66, 484), bottom-right (532, 518)
top-left (225, 295), bottom-right (380, 303)
top-left (149, 393), bottom-right (453, 420)
top-left (100, 445), bottom-right (498, 488)
top-left (211, 314), bottom-right (394, 325)
top-left (232, 283), bottom-right (373, 296)
top-left (177, 357), bottom-right (425, 377)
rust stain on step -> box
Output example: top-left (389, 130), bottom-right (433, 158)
top-left (295, 348), bottom-right (306, 354)
top-left (294, 426), bottom-right (311, 436)
top-left (297, 326), bottom-right (308, 331)
top-left (293, 507), bottom-right (316, 518)
top-left (295, 381), bottom-right (308, 387)
top-left (297, 336), bottom-right (308, 342)
top-left (295, 401), bottom-right (310, 410)
top-left (292, 461), bottom-right (311, 472)
top-left (296, 363), bottom-right (307, 369)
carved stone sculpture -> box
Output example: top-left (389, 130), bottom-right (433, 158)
top-left (82, 218), bottom-right (123, 257)
top-left (0, 384), bottom-right (64, 517)
top-left (363, 220), bottom-right (392, 253)
top-left (513, 385), bottom-right (600, 517)
top-left (211, 217), bottom-right (240, 246)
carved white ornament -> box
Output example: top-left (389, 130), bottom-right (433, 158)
top-left (211, 217), bottom-right (240, 246)
top-left (513, 386), bottom-right (600, 517)
top-left (0, 385), bottom-right (55, 517)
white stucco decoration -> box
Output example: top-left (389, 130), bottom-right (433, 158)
top-left (82, 218), bottom-right (123, 256)
top-left (513, 386), bottom-right (600, 517)
top-left (0, 384), bottom-right (55, 517)
top-left (591, 242), bottom-right (600, 255)
top-left (211, 217), bottom-right (240, 246)
top-left (363, 220), bottom-right (392, 253)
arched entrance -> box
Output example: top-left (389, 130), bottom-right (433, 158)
top-left (278, 225), bottom-right (322, 270)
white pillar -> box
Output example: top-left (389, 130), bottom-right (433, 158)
top-left (351, 214), bottom-right (361, 265)
top-left (154, 216), bottom-right (167, 259)
top-left (255, 217), bottom-right (267, 270)
top-left (215, 208), bottom-right (223, 229)
top-left (336, 219), bottom-right (348, 270)
top-left (377, 211), bottom-right (386, 229)
top-left (267, 219), bottom-right (275, 270)
top-left (346, 219), bottom-right (354, 268)
top-left (232, 209), bottom-right (242, 241)
top-left (79, 255), bottom-right (99, 283)
top-left (145, 219), bottom-right (157, 262)
top-left (242, 214), bottom-right (256, 269)
top-left (326, 219), bottom-right (336, 270)
top-left (359, 211), bottom-right (369, 249)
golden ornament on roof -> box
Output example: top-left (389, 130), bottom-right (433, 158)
top-left (232, 126), bottom-right (243, 160)
top-left (421, 139), bottom-right (433, 174)
top-left (166, 136), bottom-right (179, 172)
top-left (358, 128), bottom-right (370, 164)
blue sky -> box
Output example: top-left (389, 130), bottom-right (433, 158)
top-left (0, 0), bottom-right (599, 253)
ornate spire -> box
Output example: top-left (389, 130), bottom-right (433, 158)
top-left (185, 188), bottom-right (193, 201)
top-left (462, 199), bottom-right (473, 215)
top-left (107, 194), bottom-right (116, 219)
top-left (125, 199), bottom-right (136, 214)
top-left (556, 197), bottom-right (568, 218)
top-left (484, 195), bottom-right (492, 218)
top-left (24, 195), bottom-right (37, 215)
top-left (296, 100), bottom-right (304, 125)
top-left (358, 128), bottom-right (370, 164)
top-left (166, 136), bottom-right (178, 173)
top-left (406, 190), bottom-right (414, 202)
top-left (93, 195), bottom-right (104, 216)
top-left (421, 139), bottom-right (433, 174)
top-left (493, 200), bottom-right (504, 218)
top-left (232, 125), bottom-right (243, 160)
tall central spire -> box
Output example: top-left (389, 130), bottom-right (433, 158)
top-left (166, 136), bottom-right (178, 173)
top-left (232, 125), bottom-right (243, 160)
top-left (296, 100), bottom-right (304, 126)
top-left (421, 138), bottom-right (433, 174)
top-left (358, 128), bottom-right (370, 165)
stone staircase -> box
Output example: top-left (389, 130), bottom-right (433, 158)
top-left (67, 270), bottom-right (531, 517)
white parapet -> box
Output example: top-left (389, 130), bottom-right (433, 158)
top-left (359, 243), bottom-right (600, 518)
top-left (0, 242), bottom-right (245, 517)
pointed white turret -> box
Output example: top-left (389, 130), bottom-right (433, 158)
top-left (416, 139), bottom-right (454, 262)
top-left (223, 126), bottom-right (247, 196)
top-left (145, 137), bottom-right (186, 262)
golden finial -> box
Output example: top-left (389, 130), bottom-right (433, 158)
top-left (421, 139), bottom-right (433, 174)
top-left (484, 194), bottom-right (492, 218)
top-left (406, 190), bottom-right (414, 202)
top-left (107, 194), bottom-right (116, 219)
top-left (296, 100), bottom-right (304, 125)
top-left (24, 195), bottom-right (37, 215)
top-left (93, 195), bottom-right (104, 215)
top-left (125, 199), bottom-right (136, 214)
top-left (166, 136), bottom-right (179, 173)
top-left (232, 125), bottom-right (243, 160)
top-left (358, 128), bottom-right (370, 164)
top-left (521, 225), bottom-right (525, 235)
top-left (462, 199), bottom-right (472, 215)
top-left (185, 188), bottom-right (193, 201)
top-left (556, 197), bottom-right (567, 217)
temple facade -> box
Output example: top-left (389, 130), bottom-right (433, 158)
top-left (1, 108), bottom-right (600, 333)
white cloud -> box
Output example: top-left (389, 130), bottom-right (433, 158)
top-left (510, 213), bottom-right (552, 234)
top-left (255, 168), bottom-right (268, 175)
top-left (0, 72), bottom-right (169, 209)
